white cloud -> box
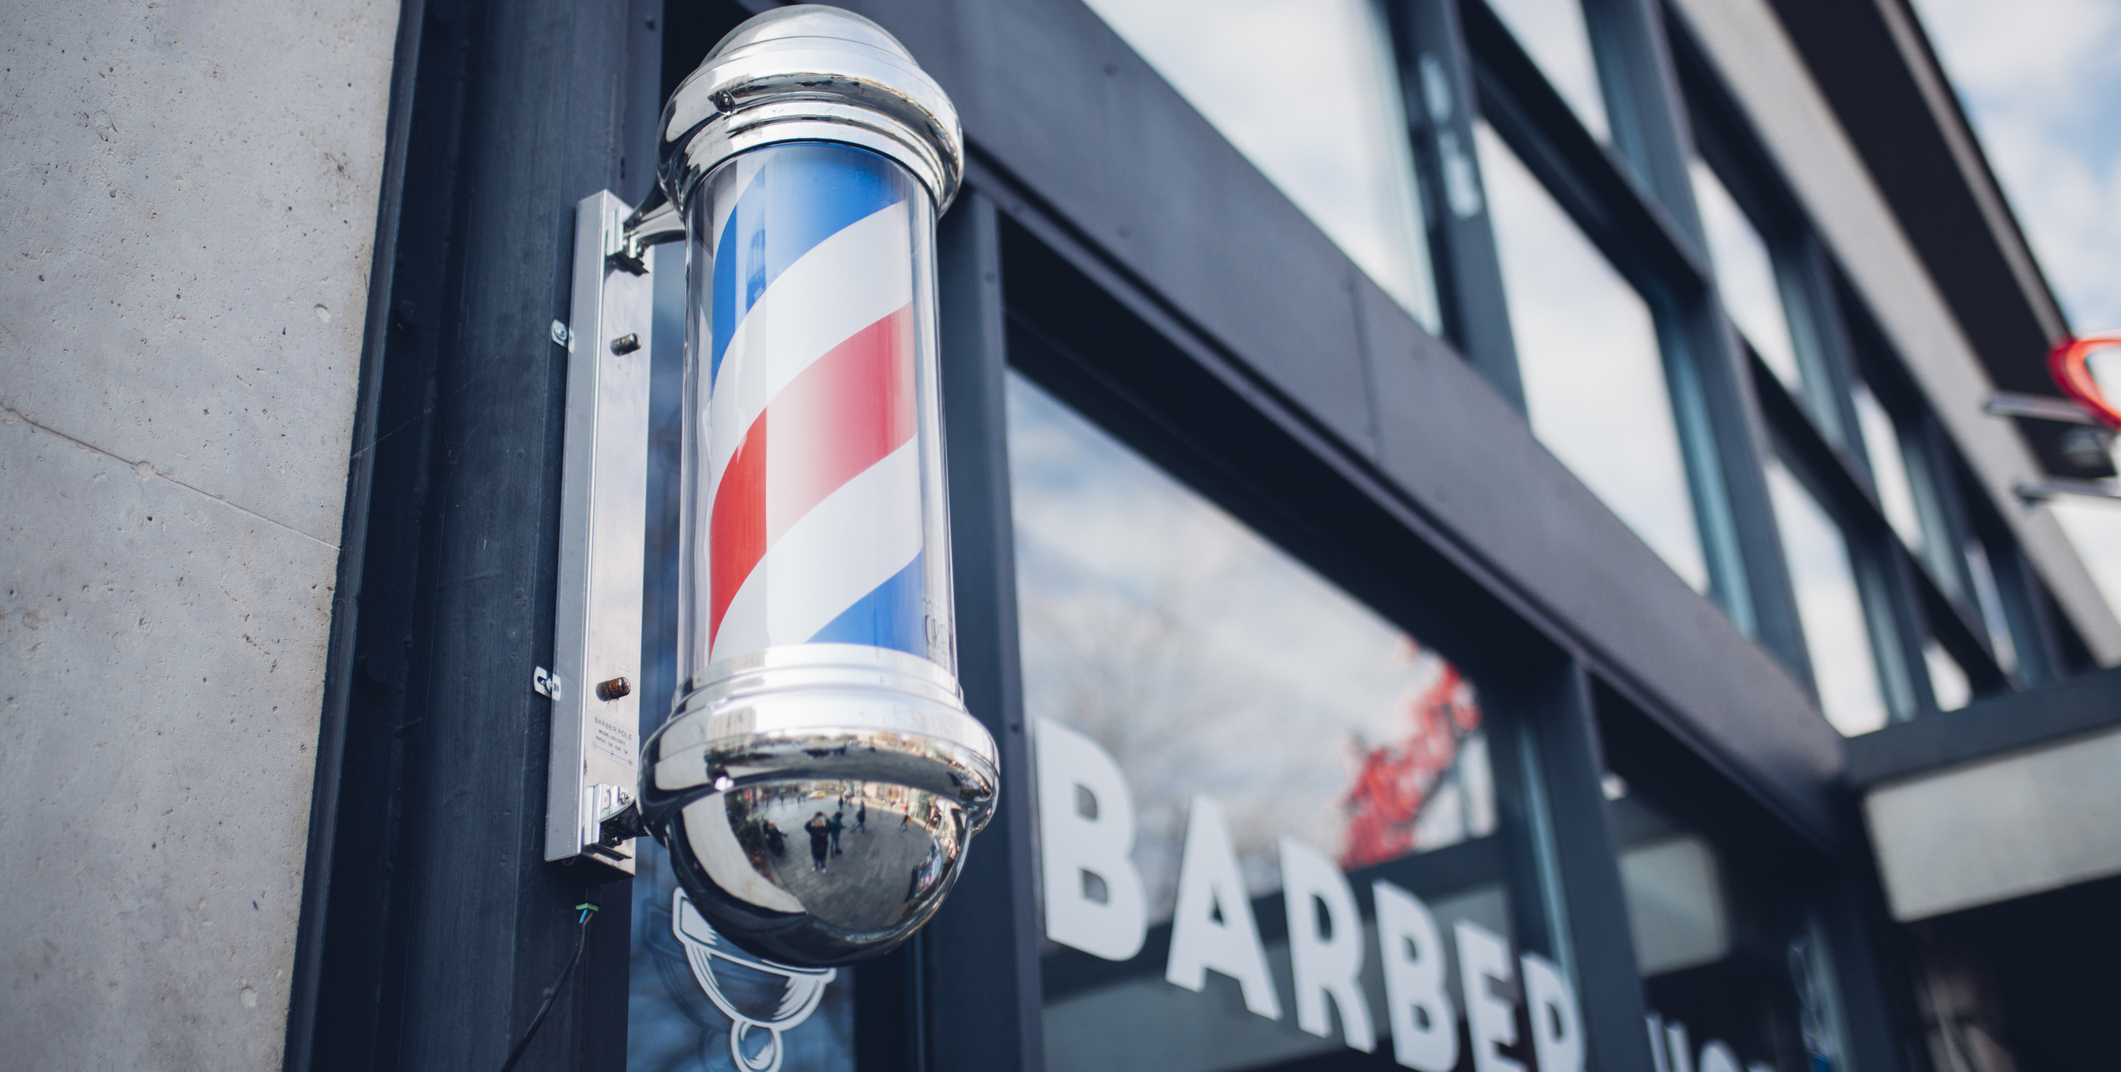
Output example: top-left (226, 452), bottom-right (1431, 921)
top-left (1910, 0), bottom-right (2121, 331)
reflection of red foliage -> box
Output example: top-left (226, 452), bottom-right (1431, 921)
top-left (1340, 663), bottom-right (1482, 870)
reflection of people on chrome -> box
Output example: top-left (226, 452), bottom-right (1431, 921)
top-left (829, 810), bottom-right (845, 856)
top-left (805, 811), bottom-right (830, 871)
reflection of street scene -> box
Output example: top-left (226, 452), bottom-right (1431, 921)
top-left (1009, 376), bottom-right (1495, 920)
top-left (720, 780), bottom-right (962, 932)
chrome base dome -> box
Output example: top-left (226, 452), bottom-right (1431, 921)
top-left (640, 645), bottom-right (998, 967)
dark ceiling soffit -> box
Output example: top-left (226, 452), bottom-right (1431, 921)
top-left (1758, 0), bottom-right (2092, 459)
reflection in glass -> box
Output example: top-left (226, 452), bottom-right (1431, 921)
top-left (1766, 457), bottom-right (1888, 736)
top-left (1080, 0), bottom-right (1441, 329)
top-left (1011, 373), bottom-right (1537, 1072)
top-left (1606, 774), bottom-right (1842, 1072)
top-left (1478, 122), bottom-right (1710, 592)
top-left (1485, 0), bottom-right (1609, 140)
top-left (1924, 637), bottom-right (1971, 712)
top-left (1691, 159), bottom-right (1801, 390)
top-left (1852, 381), bottom-right (1926, 554)
top-left (1963, 539), bottom-right (2021, 679)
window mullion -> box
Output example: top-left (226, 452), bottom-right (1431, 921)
top-left (1389, 0), bottom-right (1528, 412)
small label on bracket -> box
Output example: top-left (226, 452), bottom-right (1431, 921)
top-left (591, 713), bottom-right (637, 764)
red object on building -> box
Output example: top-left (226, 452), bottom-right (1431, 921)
top-left (2048, 332), bottom-right (2121, 430)
top-left (1340, 661), bottom-right (1483, 871)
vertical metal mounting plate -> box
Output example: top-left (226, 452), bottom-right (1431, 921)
top-left (545, 191), bottom-right (652, 874)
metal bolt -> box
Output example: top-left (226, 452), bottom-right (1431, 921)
top-left (596, 676), bottom-right (632, 701)
top-left (609, 332), bottom-right (641, 355)
top-left (550, 319), bottom-right (571, 347)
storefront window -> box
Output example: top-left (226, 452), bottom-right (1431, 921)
top-left (1012, 372), bottom-right (1578, 1072)
top-left (1690, 159), bottom-right (1801, 392)
top-left (1604, 771), bottom-right (1849, 1072)
top-left (1962, 538), bottom-right (2022, 681)
top-left (1483, 0), bottom-right (1609, 141)
top-left (1850, 380), bottom-right (1926, 556)
top-left (1080, 0), bottom-right (1442, 331)
top-left (1477, 122), bottom-right (1711, 594)
top-left (1924, 636), bottom-right (1971, 713)
top-left (1765, 455), bottom-right (1889, 736)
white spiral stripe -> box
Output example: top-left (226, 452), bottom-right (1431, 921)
top-left (709, 439), bottom-right (923, 663)
top-left (707, 201), bottom-right (913, 493)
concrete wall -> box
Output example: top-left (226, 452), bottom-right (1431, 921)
top-left (1865, 726), bottom-right (2121, 920)
top-left (0, 2), bottom-right (398, 1067)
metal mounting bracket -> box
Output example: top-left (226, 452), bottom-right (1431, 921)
top-left (544, 191), bottom-right (654, 875)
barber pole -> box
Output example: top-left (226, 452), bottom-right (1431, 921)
top-left (702, 142), bottom-right (942, 668)
top-left (632, 6), bottom-right (997, 969)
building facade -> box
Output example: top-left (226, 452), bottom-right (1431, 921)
top-left (3, 0), bottom-right (2117, 1069)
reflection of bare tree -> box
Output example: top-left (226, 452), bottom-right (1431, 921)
top-left (1009, 373), bottom-right (1493, 924)
top-left (1023, 520), bottom-right (1364, 915)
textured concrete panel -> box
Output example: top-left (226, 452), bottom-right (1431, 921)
top-left (0, 1), bottom-right (394, 544)
top-left (1865, 726), bottom-right (2121, 920)
top-left (0, 414), bottom-right (340, 1069)
top-left (0, 1), bottom-right (397, 1066)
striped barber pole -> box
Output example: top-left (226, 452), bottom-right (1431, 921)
top-left (703, 143), bottom-right (934, 667)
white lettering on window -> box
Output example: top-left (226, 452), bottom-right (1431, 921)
top-left (1034, 719), bottom-right (1147, 961)
top-left (1376, 879), bottom-right (1459, 1071)
top-left (1455, 920), bottom-right (1524, 1072)
top-left (1165, 795), bottom-right (1282, 1019)
top-left (1280, 838), bottom-right (1376, 1051)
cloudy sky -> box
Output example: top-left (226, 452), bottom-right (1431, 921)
top-left (1908, 0), bottom-right (2121, 610)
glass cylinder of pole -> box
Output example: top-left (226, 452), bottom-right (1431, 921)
top-left (637, 5), bottom-right (996, 968)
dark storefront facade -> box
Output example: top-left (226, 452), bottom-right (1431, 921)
top-left (287, 1), bottom-right (2121, 1070)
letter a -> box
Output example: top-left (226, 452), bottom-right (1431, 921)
top-left (1281, 838), bottom-right (1375, 1051)
top-left (1165, 796), bottom-right (1282, 1019)
top-left (1034, 719), bottom-right (1146, 960)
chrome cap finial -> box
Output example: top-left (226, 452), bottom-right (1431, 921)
top-left (657, 5), bottom-right (965, 216)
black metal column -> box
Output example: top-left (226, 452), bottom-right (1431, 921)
top-left (289, 0), bottom-right (660, 1065)
top-left (920, 188), bottom-right (1048, 1072)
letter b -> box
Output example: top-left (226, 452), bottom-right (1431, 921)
top-left (1034, 719), bottom-right (1147, 960)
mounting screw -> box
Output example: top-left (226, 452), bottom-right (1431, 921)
top-left (596, 676), bottom-right (633, 702)
top-left (550, 320), bottom-right (571, 348)
top-left (533, 666), bottom-right (562, 699)
top-left (609, 332), bottom-right (641, 355)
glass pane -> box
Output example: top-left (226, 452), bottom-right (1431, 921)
top-left (630, 243), bottom-right (857, 1072)
top-left (1012, 373), bottom-right (1575, 1072)
top-left (1924, 637), bottom-right (1971, 713)
top-left (1083, 0), bottom-right (1442, 330)
top-left (1485, 0), bottom-right (1610, 140)
top-left (1478, 122), bottom-right (1711, 592)
top-left (1765, 457), bottom-right (1889, 736)
top-left (1963, 539), bottom-right (2022, 679)
top-left (1851, 380), bottom-right (1926, 554)
top-left (1690, 159), bottom-right (1802, 390)
top-left (1603, 771), bottom-right (1849, 1072)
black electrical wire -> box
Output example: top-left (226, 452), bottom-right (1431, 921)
top-left (496, 902), bottom-right (599, 1072)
